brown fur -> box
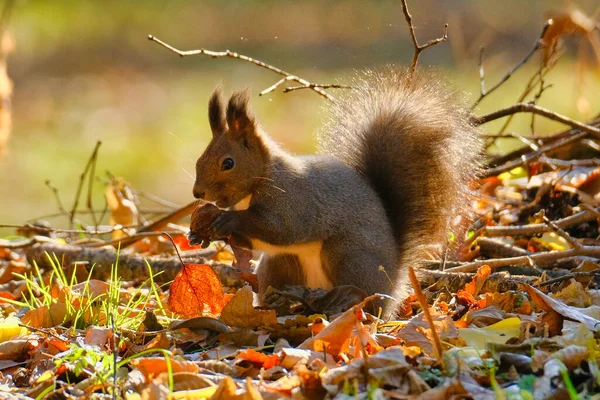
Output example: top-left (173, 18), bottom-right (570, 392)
top-left (191, 67), bottom-right (482, 316)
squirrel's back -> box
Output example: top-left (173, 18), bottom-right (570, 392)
top-left (318, 67), bottom-right (482, 272)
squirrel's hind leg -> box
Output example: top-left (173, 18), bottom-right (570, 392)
top-left (256, 253), bottom-right (305, 305)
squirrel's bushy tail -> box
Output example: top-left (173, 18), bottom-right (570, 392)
top-left (318, 67), bottom-right (482, 271)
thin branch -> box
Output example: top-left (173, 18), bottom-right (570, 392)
top-left (446, 245), bottom-right (600, 273)
top-left (472, 21), bottom-right (551, 108)
top-left (0, 223), bottom-right (136, 236)
top-left (485, 208), bottom-right (600, 237)
top-left (483, 130), bottom-right (588, 177)
top-left (45, 180), bottom-right (68, 217)
top-left (487, 117), bottom-right (600, 169)
top-left (409, 267), bottom-right (444, 364)
top-left (283, 83), bottom-right (352, 93)
top-left (399, 0), bottom-right (448, 80)
top-left (148, 35), bottom-right (347, 102)
top-left (69, 141), bottom-right (101, 228)
top-left (474, 102), bottom-right (600, 137)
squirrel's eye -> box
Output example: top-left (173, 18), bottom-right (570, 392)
top-left (221, 158), bottom-right (235, 171)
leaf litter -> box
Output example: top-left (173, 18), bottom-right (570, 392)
top-left (1, 2), bottom-right (600, 399)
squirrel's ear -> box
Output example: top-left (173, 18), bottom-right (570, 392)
top-left (208, 88), bottom-right (226, 136)
top-left (226, 90), bottom-right (255, 138)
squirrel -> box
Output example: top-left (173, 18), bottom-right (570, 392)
top-left (188, 67), bottom-right (482, 316)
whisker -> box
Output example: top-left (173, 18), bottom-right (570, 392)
top-left (182, 167), bottom-right (195, 181)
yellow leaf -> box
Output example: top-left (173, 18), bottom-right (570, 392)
top-left (458, 317), bottom-right (521, 351)
top-left (0, 316), bottom-right (27, 342)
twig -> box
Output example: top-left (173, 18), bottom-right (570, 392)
top-left (69, 141), bottom-right (101, 228)
top-left (474, 103), bottom-right (600, 138)
top-left (472, 21), bottom-right (551, 108)
top-left (495, 47), bottom-right (562, 135)
top-left (45, 180), bottom-right (68, 218)
top-left (483, 130), bottom-right (588, 177)
top-left (283, 83), bottom-right (352, 93)
top-left (543, 216), bottom-right (583, 250)
top-left (87, 143), bottom-right (100, 228)
top-left (408, 266), bottom-right (444, 364)
top-left (485, 208), bottom-right (600, 237)
top-left (399, 0), bottom-right (448, 80)
top-left (81, 230), bottom-right (186, 248)
top-left (0, 223), bottom-right (135, 235)
top-left (148, 35), bottom-right (344, 102)
top-left (538, 271), bottom-right (600, 287)
top-left (118, 200), bottom-right (200, 249)
top-left (487, 117), bottom-right (600, 168)
top-left (446, 245), bottom-right (600, 273)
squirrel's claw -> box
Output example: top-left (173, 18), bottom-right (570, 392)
top-left (187, 230), bottom-right (210, 248)
top-left (209, 211), bottom-right (239, 239)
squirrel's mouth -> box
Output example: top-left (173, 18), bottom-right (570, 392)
top-left (215, 197), bottom-right (232, 209)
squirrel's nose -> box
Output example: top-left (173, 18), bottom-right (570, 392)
top-left (192, 188), bottom-right (205, 199)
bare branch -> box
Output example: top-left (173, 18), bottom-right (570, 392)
top-left (474, 102), bottom-right (600, 138)
top-left (148, 35), bottom-right (349, 102)
top-left (485, 208), bottom-right (600, 237)
top-left (69, 141), bottom-right (101, 228)
top-left (399, 0), bottom-right (448, 80)
top-left (472, 21), bottom-right (551, 108)
top-left (446, 245), bottom-right (600, 273)
top-left (483, 131), bottom-right (587, 177)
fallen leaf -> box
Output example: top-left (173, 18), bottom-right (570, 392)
top-left (168, 264), bottom-right (227, 318)
top-left (220, 286), bottom-right (276, 329)
top-left (84, 326), bottom-right (113, 347)
top-left (522, 284), bottom-right (600, 331)
top-left (131, 357), bottom-right (199, 382)
top-left (458, 317), bottom-right (521, 351)
top-left (0, 316), bottom-right (26, 342)
top-left (21, 303), bottom-right (68, 328)
top-left (236, 349), bottom-right (280, 370)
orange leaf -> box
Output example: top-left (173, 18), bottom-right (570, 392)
top-left (22, 303), bottom-right (68, 328)
top-left (236, 349), bottom-right (281, 369)
top-left (168, 264), bottom-right (226, 318)
top-left (0, 292), bottom-right (15, 303)
top-left (130, 357), bottom-right (199, 381)
top-left (173, 235), bottom-right (203, 251)
top-left (456, 290), bottom-right (476, 306)
top-left (464, 265), bottom-right (491, 296)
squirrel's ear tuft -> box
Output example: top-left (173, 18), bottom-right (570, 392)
top-left (208, 87), bottom-right (226, 136)
top-left (226, 90), bottom-right (255, 137)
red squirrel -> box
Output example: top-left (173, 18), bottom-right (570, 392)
top-left (188, 67), bottom-right (482, 315)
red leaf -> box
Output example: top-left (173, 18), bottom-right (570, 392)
top-left (167, 264), bottom-right (227, 318)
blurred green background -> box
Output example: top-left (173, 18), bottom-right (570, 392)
top-left (0, 0), bottom-right (599, 232)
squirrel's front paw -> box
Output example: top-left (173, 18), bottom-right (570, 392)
top-left (209, 212), bottom-right (241, 239)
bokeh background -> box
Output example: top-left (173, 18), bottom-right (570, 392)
top-left (1, 0), bottom-right (599, 232)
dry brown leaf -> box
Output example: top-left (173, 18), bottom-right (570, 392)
top-left (298, 296), bottom-right (381, 357)
top-left (397, 313), bottom-right (459, 357)
top-left (553, 280), bottom-right (591, 308)
top-left (220, 286), bottom-right (276, 329)
top-left (553, 344), bottom-right (590, 369)
top-left (522, 284), bottom-right (600, 331)
top-left (21, 303), bottom-right (68, 328)
top-left (0, 337), bottom-right (37, 360)
top-left (84, 326), bottom-right (113, 347)
top-left (105, 178), bottom-right (139, 240)
top-left (142, 333), bottom-right (172, 351)
top-left (154, 371), bottom-right (216, 392)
